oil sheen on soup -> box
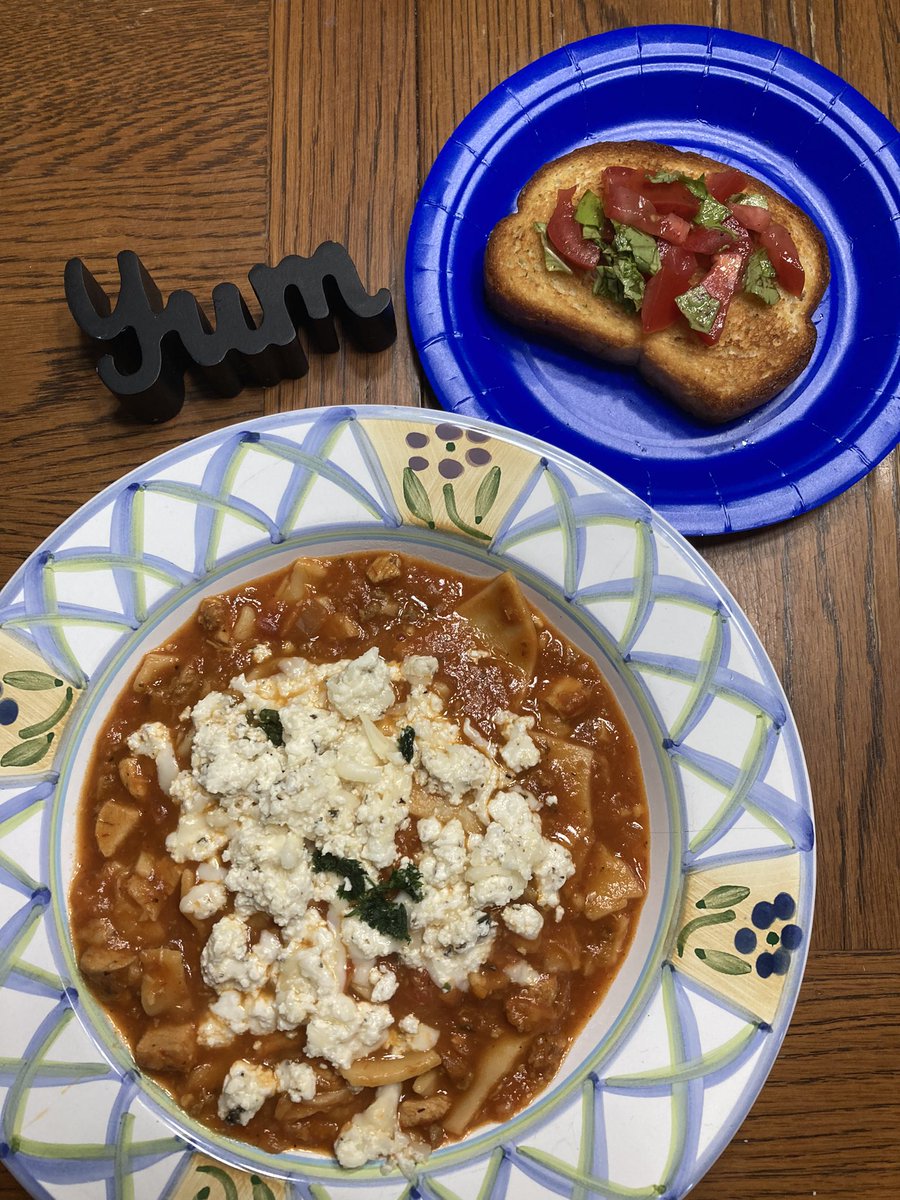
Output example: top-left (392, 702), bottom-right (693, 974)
top-left (70, 552), bottom-right (649, 1170)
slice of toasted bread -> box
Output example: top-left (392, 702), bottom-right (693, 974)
top-left (484, 141), bottom-right (829, 423)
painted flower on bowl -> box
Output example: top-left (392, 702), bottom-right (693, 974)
top-left (402, 424), bottom-right (500, 539)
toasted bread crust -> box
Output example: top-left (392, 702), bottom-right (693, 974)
top-left (484, 141), bottom-right (829, 423)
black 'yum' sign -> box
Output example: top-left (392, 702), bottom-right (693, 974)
top-left (64, 243), bottom-right (396, 422)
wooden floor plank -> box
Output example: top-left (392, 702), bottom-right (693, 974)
top-left (0, 3), bottom-right (897, 1198)
top-left (267, 0), bottom-right (420, 412)
top-left (691, 952), bottom-right (900, 1195)
top-left (0, 2), bottom-right (269, 180)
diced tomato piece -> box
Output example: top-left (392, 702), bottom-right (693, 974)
top-left (655, 213), bottom-right (692, 245)
top-left (602, 166), bottom-right (648, 190)
top-left (546, 186), bottom-right (601, 270)
top-left (602, 180), bottom-right (657, 230)
top-left (683, 226), bottom-right (737, 255)
top-left (602, 181), bottom-right (690, 244)
top-left (637, 180), bottom-right (700, 220)
top-left (729, 202), bottom-right (772, 233)
top-left (694, 220), bottom-right (752, 345)
top-left (759, 220), bottom-right (805, 295)
top-left (706, 168), bottom-right (748, 202)
top-left (642, 244), bottom-right (698, 334)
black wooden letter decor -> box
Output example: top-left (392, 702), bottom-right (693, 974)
top-left (64, 243), bottom-right (397, 422)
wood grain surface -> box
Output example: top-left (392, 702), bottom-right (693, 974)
top-left (0, 1), bottom-right (897, 1196)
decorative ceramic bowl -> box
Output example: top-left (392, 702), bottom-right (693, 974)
top-left (0, 407), bottom-right (814, 1200)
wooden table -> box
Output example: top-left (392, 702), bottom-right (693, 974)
top-left (1, 1), bottom-right (897, 1196)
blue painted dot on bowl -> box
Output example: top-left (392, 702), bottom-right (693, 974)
top-left (781, 924), bottom-right (804, 950)
top-left (734, 928), bottom-right (757, 954)
top-left (756, 952), bottom-right (775, 979)
top-left (752, 901), bottom-right (775, 930)
top-left (0, 698), bottom-right (18, 725)
top-left (435, 423), bottom-right (462, 440)
top-left (772, 948), bottom-right (792, 976)
top-left (773, 892), bottom-right (796, 920)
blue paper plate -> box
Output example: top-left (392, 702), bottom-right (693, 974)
top-left (406, 25), bottom-right (900, 535)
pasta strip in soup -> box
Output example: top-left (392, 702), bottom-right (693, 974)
top-left (70, 553), bottom-right (648, 1171)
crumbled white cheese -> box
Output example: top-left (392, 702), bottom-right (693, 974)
top-left (334, 1084), bottom-right (421, 1171)
top-left (169, 772), bottom-right (215, 815)
top-left (180, 880), bottom-right (227, 920)
top-left (209, 987), bottom-right (277, 1037)
top-left (224, 824), bottom-right (318, 927)
top-left (495, 710), bottom-right (541, 773)
top-left (200, 915), bottom-right (280, 992)
top-left (466, 791), bottom-right (574, 910)
top-left (197, 860), bottom-right (226, 882)
top-left (401, 655), bottom-right (438, 689)
top-left (190, 691), bottom-right (285, 799)
top-left (502, 903), bottom-right (544, 940)
top-left (417, 817), bottom-right (467, 886)
top-left (218, 1060), bottom-right (277, 1125)
top-left (250, 643), bottom-right (272, 663)
top-left (505, 959), bottom-right (541, 987)
top-left (154, 639), bottom-right (578, 1170)
top-left (274, 908), bottom-right (347, 1026)
top-left (275, 1060), bottom-right (316, 1103)
top-left (198, 1010), bottom-right (236, 1048)
top-left (165, 809), bottom-right (229, 863)
top-left (304, 992), bottom-right (393, 1070)
top-left (396, 1014), bottom-right (439, 1052)
top-left (127, 722), bottom-right (179, 795)
top-left (369, 965), bottom-right (398, 1003)
top-left (418, 739), bottom-right (492, 804)
top-left (326, 647), bottom-right (394, 720)
top-left (342, 916), bottom-right (398, 961)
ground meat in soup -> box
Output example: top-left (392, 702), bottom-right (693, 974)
top-left (70, 552), bottom-right (648, 1170)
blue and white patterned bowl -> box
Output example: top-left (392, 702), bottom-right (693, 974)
top-left (0, 407), bottom-right (814, 1200)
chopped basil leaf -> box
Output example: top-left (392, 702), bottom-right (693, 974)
top-left (350, 890), bottom-right (410, 941)
top-left (574, 189), bottom-right (603, 228)
top-left (316, 854), bottom-right (423, 941)
top-left (534, 222), bottom-right (573, 274)
top-left (675, 285), bottom-right (721, 334)
top-left (252, 708), bottom-right (284, 746)
top-left (647, 170), bottom-right (734, 232)
top-left (693, 192), bottom-right (733, 232)
top-left (311, 849), bottom-right (369, 899)
top-left (593, 264), bottom-right (628, 307)
top-left (648, 170), bottom-right (708, 204)
top-left (397, 725), bottom-right (415, 762)
top-left (728, 191), bottom-right (769, 209)
top-left (614, 254), bottom-right (646, 308)
top-left (579, 224), bottom-right (604, 243)
top-left (743, 248), bottom-right (780, 305)
top-left (591, 226), bottom-right (653, 312)
top-left (383, 862), bottom-right (424, 901)
top-left (612, 223), bottom-right (660, 276)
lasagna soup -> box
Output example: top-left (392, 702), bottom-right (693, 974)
top-left (70, 553), bottom-right (648, 1169)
